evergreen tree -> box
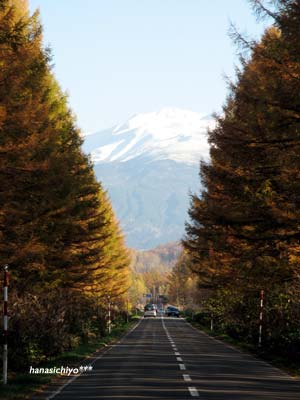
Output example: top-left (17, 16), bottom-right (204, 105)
top-left (167, 253), bottom-right (201, 309)
top-left (183, 0), bottom-right (300, 352)
top-left (184, 1), bottom-right (300, 289)
top-left (0, 0), bottom-right (129, 295)
top-left (0, 0), bottom-right (130, 366)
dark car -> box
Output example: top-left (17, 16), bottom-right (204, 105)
top-left (166, 305), bottom-right (180, 317)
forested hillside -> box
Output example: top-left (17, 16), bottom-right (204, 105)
top-left (0, 0), bottom-right (129, 370)
top-left (128, 242), bottom-right (181, 307)
top-left (130, 242), bottom-right (181, 273)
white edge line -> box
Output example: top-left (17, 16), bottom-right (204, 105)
top-left (185, 319), bottom-right (296, 380)
top-left (46, 318), bottom-right (143, 399)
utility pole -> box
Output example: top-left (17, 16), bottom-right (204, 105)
top-left (3, 265), bottom-right (8, 385)
top-left (258, 289), bottom-right (264, 348)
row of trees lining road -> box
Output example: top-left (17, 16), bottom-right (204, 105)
top-left (0, 0), bottom-right (129, 369)
top-left (167, 253), bottom-right (202, 311)
top-left (128, 244), bottom-right (181, 310)
top-left (182, 0), bottom-right (300, 358)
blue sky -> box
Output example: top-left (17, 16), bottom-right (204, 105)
top-left (29, 0), bottom-right (270, 133)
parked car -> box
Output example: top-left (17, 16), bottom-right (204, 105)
top-left (144, 304), bottom-right (157, 318)
top-left (166, 305), bottom-right (180, 317)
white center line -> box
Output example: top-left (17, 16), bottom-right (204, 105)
top-left (183, 374), bottom-right (192, 382)
top-left (188, 387), bottom-right (199, 397)
top-left (163, 317), bottom-right (198, 397)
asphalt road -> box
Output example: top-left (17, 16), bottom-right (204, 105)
top-left (44, 317), bottom-right (300, 400)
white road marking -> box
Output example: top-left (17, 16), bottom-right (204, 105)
top-left (188, 387), bottom-right (199, 397)
top-left (163, 317), bottom-right (198, 397)
top-left (47, 319), bottom-right (143, 399)
top-left (183, 374), bottom-right (192, 382)
top-left (187, 320), bottom-right (296, 381)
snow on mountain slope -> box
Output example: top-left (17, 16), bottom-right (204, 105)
top-left (84, 108), bottom-right (214, 165)
top-left (82, 108), bottom-right (214, 249)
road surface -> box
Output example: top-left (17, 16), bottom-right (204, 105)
top-left (43, 317), bottom-right (300, 399)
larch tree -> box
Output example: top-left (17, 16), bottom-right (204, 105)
top-left (183, 0), bottom-right (300, 351)
top-left (0, 0), bottom-right (129, 295)
top-left (0, 0), bottom-right (130, 366)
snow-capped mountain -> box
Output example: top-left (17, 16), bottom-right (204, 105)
top-left (83, 108), bottom-right (213, 249)
top-left (84, 108), bottom-right (213, 165)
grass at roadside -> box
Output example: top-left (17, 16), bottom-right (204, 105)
top-left (0, 317), bottom-right (140, 400)
top-left (188, 319), bottom-right (300, 378)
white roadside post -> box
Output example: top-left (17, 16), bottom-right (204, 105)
top-left (258, 289), bottom-right (264, 348)
top-left (3, 265), bottom-right (8, 385)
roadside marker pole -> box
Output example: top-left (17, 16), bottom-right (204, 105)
top-left (258, 289), bottom-right (264, 348)
top-left (210, 314), bottom-right (214, 332)
top-left (126, 298), bottom-right (129, 323)
top-left (108, 296), bottom-right (111, 335)
top-left (3, 265), bottom-right (8, 385)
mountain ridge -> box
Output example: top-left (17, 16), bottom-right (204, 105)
top-left (83, 108), bottom-right (212, 249)
top-left (84, 108), bottom-right (213, 165)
